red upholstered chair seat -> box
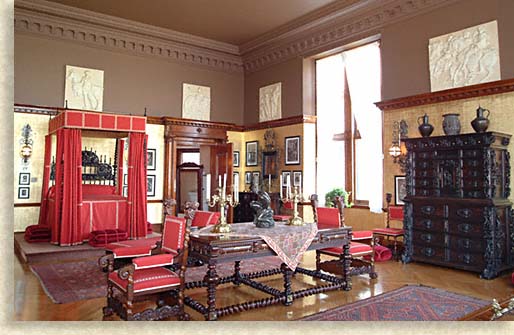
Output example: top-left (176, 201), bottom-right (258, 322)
top-left (372, 227), bottom-right (404, 236)
top-left (352, 230), bottom-right (373, 240)
top-left (191, 211), bottom-right (220, 227)
top-left (24, 225), bottom-right (51, 243)
top-left (88, 229), bottom-right (128, 247)
top-left (321, 242), bottom-right (373, 256)
top-left (273, 215), bottom-right (291, 221)
top-left (105, 237), bottom-right (161, 258)
top-left (108, 267), bottom-right (180, 293)
top-left (372, 245), bottom-right (392, 262)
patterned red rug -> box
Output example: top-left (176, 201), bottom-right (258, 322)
top-left (30, 256), bottom-right (283, 304)
top-left (300, 285), bottom-right (489, 321)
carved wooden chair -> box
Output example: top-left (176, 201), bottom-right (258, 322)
top-left (310, 194), bottom-right (377, 279)
top-left (373, 193), bottom-right (404, 260)
top-left (103, 199), bottom-right (176, 269)
top-left (100, 216), bottom-right (190, 321)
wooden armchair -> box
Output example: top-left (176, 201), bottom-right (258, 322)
top-left (103, 199), bottom-right (176, 269)
top-left (310, 194), bottom-right (377, 279)
top-left (99, 216), bottom-right (190, 321)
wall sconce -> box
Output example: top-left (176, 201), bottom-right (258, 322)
top-left (19, 124), bottom-right (34, 166)
top-left (388, 120), bottom-right (408, 172)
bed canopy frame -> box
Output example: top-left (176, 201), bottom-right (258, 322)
top-left (38, 109), bottom-right (148, 246)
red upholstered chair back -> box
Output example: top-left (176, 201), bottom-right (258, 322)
top-left (161, 216), bottom-right (187, 254)
top-left (191, 211), bottom-right (220, 227)
top-left (283, 201), bottom-right (293, 210)
top-left (316, 207), bottom-right (341, 228)
top-left (389, 206), bottom-right (404, 221)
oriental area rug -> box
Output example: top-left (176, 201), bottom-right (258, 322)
top-left (300, 285), bottom-right (489, 321)
top-left (29, 256), bottom-right (283, 304)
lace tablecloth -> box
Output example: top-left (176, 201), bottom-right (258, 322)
top-left (196, 222), bottom-right (318, 270)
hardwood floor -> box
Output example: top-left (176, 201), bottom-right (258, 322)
top-left (14, 250), bottom-right (514, 322)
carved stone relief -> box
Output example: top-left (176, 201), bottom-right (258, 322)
top-left (259, 82), bottom-right (281, 122)
top-left (64, 65), bottom-right (104, 111)
top-left (429, 21), bottom-right (500, 92)
top-left (182, 83), bottom-right (211, 121)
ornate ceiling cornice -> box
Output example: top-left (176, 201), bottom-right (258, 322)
top-left (14, 0), bottom-right (460, 75)
top-left (14, 0), bottom-right (244, 73)
top-left (242, 0), bottom-right (460, 73)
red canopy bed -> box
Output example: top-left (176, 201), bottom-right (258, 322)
top-left (37, 109), bottom-right (148, 246)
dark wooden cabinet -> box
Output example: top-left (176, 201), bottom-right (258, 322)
top-left (402, 132), bottom-right (514, 279)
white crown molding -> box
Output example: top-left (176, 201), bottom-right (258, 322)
top-left (14, 0), bottom-right (244, 73)
top-left (242, 0), bottom-right (461, 73)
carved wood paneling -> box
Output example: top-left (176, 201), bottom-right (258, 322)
top-left (376, 78), bottom-right (514, 111)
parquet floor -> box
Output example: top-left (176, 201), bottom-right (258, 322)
top-left (13, 250), bottom-right (514, 321)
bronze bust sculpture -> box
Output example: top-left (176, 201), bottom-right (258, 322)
top-left (250, 191), bottom-right (275, 228)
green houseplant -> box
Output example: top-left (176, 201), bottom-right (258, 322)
top-left (324, 188), bottom-right (354, 208)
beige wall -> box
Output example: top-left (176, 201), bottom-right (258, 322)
top-left (244, 58), bottom-right (304, 124)
top-left (244, 0), bottom-right (514, 120)
top-left (15, 33), bottom-right (244, 124)
top-left (381, 0), bottom-right (514, 100)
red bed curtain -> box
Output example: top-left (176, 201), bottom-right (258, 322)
top-left (127, 132), bottom-right (148, 239)
top-left (51, 128), bottom-right (83, 245)
top-left (38, 135), bottom-right (52, 227)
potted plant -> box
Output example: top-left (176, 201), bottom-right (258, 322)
top-left (324, 188), bottom-right (354, 208)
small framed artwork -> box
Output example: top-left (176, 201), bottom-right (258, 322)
top-left (245, 171), bottom-right (252, 184)
top-left (293, 171), bottom-right (302, 187)
top-left (123, 174), bottom-right (128, 186)
top-left (233, 151), bottom-right (240, 167)
top-left (18, 187), bottom-right (30, 199)
top-left (147, 174), bottom-right (156, 197)
top-left (246, 141), bottom-right (258, 167)
top-left (285, 136), bottom-right (301, 165)
top-left (19, 172), bottom-right (31, 185)
top-left (122, 186), bottom-right (128, 197)
top-left (147, 148), bottom-right (156, 171)
top-left (395, 175), bottom-right (406, 205)
top-left (281, 171), bottom-right (291, 186)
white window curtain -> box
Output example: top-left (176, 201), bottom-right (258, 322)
top-left (341, 42), bottom-right (383, 213)
top-left (316, 55), bottom-right (346, 206)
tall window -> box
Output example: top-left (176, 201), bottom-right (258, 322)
top-left (316, 41), bottom-right (383, 212)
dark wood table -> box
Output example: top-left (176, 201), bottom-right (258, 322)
top-left (184, 224), bottom-right (352, 320)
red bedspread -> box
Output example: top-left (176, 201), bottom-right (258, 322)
top-left (46, 185), bottom-right (128, 242)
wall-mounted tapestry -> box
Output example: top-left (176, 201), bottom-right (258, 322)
top-left (429, 20), bottom-right (500, 92)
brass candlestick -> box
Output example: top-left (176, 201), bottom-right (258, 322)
top-left (208, 187), bottom-right (239, 233)
top-left (281, 186), bottom-right (304, 226)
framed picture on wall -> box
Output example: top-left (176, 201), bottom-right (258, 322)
top-left (233, 151), bottom-right (240, 167)
top-left (285, 136), bottom-right (300, 165)
top-left (123, 174), bottom-right (128, 186)
top-left (18, 187), bottom-right (30, 199)
top-left (123, 186), bottom-right (128, 197)
top-left (395, 175), bottom-right (406, 205)
top-left (19, 172), bottom-right (31, 185)
top-left (281, 171), bottom-right (291, 186)
top-left (245, 172), bottom-right (252, 184)
top-left (293, 171), bottom-right (302, 187)
top-left (246, 141), bottom-right (258, 166)
top-left (147, 174), bottom-right (156, 197)
top-left (147, 148), bottom-right (156, 171)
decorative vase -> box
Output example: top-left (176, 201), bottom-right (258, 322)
top-left (442, 113), bottom-right (461, 135)
top-left (417, 113), bottom-right (434, 137)
top-left (471, 106), bottom-right (490, 133)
